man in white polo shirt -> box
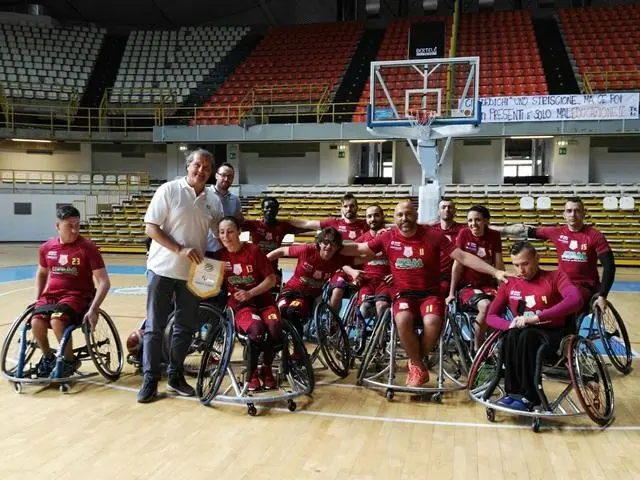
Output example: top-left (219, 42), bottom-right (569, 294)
top-left (138, 148), bottom-right (224, 403)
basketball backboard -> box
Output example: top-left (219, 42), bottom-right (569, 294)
top-left (367, 56), bottom-right (481, 137)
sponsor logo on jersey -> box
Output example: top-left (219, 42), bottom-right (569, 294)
top-left (51, 266), bottom-right (77, 275)
top-left (228, 275), bottom-right (256, 286)
top-left (258, 241), bottom-right (278, 251)
top-left (47, 251), bottom-right (58, 259)
top-left (395, 258), bottom-right (424, 269)
top-left (561, 251), bottom-right (588, 263)
top-left (368, 258), bottom-right (389, 266)
top-left (509, 290), bottom-right (522, 300)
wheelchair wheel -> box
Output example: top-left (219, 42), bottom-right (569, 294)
top-left (341, 295), bottom-right (367, 358)
top-left (313, 301), bottom-right (351, 378)
top-left (567, 335), bottom-right (615, 427)
top-left (1, 305), bottom-right (38, 378)
top-left (467, 330), bottom-right (503, 392)
top-left (441, 313), bottom-right (473, 381)
top-left (196, 310), bottom-right (233, 406)
top-left (85, 310), bottom-right (124, 381)
top-left (281, 317), bottom-right (315, 394)
top-left (595, 301), bottom-right (632, 375)
top-left (164, 303), bottom-right (223, 377)
top-left (356, 309), bottom-right (389, 386)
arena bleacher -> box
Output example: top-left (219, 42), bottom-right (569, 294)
top-left (0, 21), bottom-right (105, 111)
top-left (110, 25), bottom-right (250, 107)
top-left (193, 21), bottom-right (365, 125)
top-left (456, 10), bottom-right (547, 96)
top-left (558, 4), bottom-right (639, 92)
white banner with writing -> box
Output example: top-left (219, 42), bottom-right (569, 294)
top-left (460, 93), bottom-right (639, 123)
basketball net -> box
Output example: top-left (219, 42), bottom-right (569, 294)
top-left (407, 108), bottom-right (440, 142)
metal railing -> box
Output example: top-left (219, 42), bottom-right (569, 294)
top-left (582, 70), bottom-right (639, 94)
top-left (0, 101), bottom-right (364, 133)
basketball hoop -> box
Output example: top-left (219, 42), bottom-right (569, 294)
top-left (407, 108), bottom-right (440, 141)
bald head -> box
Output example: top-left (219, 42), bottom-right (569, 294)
top-left (394, 200), bottom-right (418, 236)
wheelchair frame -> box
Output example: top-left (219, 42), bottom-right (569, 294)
top-left (340, 290), bottom-right (386, 364)
top-left (577, 299), bottom-right (632, 375)
top-left (195, 306), bottom-right (314, 416)
top-left (356, 292), bottom-right (472, 402)
top-left (468, 329), bottom-right (615, 432)
top-left (1, 304), bottom-right (123, 393)
top-left (278, 283), bottom-right (352, 378)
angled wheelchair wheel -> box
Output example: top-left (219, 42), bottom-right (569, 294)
top-left (313, 301), bottom-right (351, 378)
top-left (467, 330), bottom-right (503, 392)
top-left (356, 308), bottom-right (389, 386)
top-left (595, 302), bottom-right (632, 375)
top-left (164, 303), bottom-right (224, 377)
top-left (281, 317), bottom-right (315, 394)
top-left (196, 310), bottom-right (234, 406)
top-left (567, 335), bottom-right (615, 427)
top-left (85, 310), bottom-right (124, 381)
top-left (442, 312), bottom-right (474, 380)
top-left (1, 305), bottom-right (38, 379)
top-left (341, 295), bottom-right (368, 359)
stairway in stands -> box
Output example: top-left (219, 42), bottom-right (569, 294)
top-left (332, 28), bottom-right (385, 123)
top-left (531, 16), bottom-right (579, 94)
top-left (76, 33), bottom-right (129, 129)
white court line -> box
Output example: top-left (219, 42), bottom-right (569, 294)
top-left (0, 286), bottom-right (33, 297)
top-left (2, 274), bottom-right (639, 432)
top-left (74, 377), bottom-right (640, 432)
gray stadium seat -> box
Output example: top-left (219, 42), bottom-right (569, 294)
top-left (0, 21), bottom-right (106, 107)
top-left (109, 25), bottom-right (250, 105)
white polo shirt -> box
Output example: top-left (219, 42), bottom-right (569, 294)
top-left (144, 177), bottom-right (224, 280)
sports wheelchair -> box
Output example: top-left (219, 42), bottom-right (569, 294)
top-left (278, 282), bottom-right (352, 378)
top-left (577, 298), bottom-right (632, 375)
top-left (356, 291), bottom-right (472, 402)
top-left (468, 315), bottom-right (615, 432)
top-left (1, 304), bottom-right (123, 393)
top-left (127, 296), bottom-right (227, 377)
top-left (339, 286), bottom-right (387, 365)
top-left (195, 306), bottom-right (314, 416)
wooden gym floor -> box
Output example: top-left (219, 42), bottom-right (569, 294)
top-left (0, 244), bottom-right (639, 480)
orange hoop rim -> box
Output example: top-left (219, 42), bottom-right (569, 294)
top-left (408, 108), bottom-right (440, 126)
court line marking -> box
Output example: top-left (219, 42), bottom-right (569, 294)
top-left (0, 287), bottom-right (33, 297)
top-left (73, 377), bottom-right (640, 432)
top-left (2, 269), bottom-right (639, 432)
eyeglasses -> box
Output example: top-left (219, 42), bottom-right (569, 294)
top-left (216, 172), bottom-right (233, 179)
top-left (319, 240), bottom-right (338, 247)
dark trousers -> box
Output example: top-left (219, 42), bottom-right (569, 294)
top-left (503, 327), bottom-right (565, 402)
top-left (143, 270), bottom-right (200, 380)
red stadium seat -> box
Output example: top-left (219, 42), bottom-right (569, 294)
top-left (558, 5), bottom-right (640, 92)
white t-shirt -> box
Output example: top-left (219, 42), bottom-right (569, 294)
top-left (144, 177), bottom-right (224, 280)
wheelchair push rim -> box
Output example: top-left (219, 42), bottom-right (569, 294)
top-left (313, 301), bottom-right (351, 378)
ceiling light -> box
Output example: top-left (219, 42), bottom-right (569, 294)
top-left (11, 138), bottom-right (53, 143)
top-left (509, 136), bottom-right (553, 140)
top-left (349, 139), bottom-right (388, 143)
